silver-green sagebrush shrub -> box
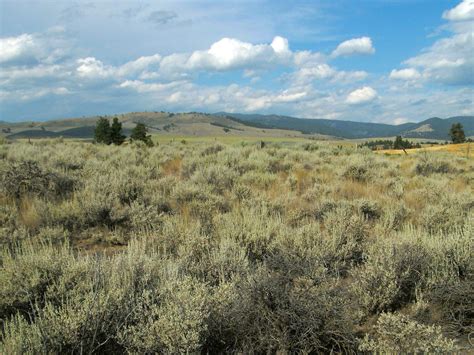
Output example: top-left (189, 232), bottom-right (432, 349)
top-left (0, 160), bottom-right (75, 199)
top-left (117, 277), bottom-right (210, 354)
top-left (352, 239), bottom-right (432, 315)
top-left (225, 267), bottom-right (356, 353)
top-left (359, 312), bottom-right (458, 353)
top-left (0, 241), bottom-right (75, 319)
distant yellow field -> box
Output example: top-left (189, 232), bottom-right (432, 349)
top-left (377, 142), bottom-right (473, 158)
top-left (152, 134), bottom-right (315, 145)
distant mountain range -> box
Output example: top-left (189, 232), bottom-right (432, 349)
top-left (217, 113), bottom-right (474, 140)
top-left (1, 111), bottom-right (472, 140)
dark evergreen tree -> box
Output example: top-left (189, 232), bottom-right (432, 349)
top-left (94, 117), bottom-right (111, 144)
top-left (130, 123), bottom-right (153, 146)
top-left (393, 136), bottom-right (404, 149)
top-left (110, 117), bottom-right (126, 145)
top-left (449, 123), bottom-right (466, 144)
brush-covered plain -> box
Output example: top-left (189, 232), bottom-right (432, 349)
top-left (0, 138), bottom-right (472, 353)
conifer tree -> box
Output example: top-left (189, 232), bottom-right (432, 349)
top-left (94, 117), bottom-right (111, 144)
top-left (110, 117), bottom-right (126, 145)
top-left (449, 123), bottom-right (465, 144)
top-left (130, 123), bottom-right (154, 146)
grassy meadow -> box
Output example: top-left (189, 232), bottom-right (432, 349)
top-left (0, 137), bottom-right (472, 353)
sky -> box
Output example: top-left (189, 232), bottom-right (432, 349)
top-left (0, 0), bottom-right (473, 123)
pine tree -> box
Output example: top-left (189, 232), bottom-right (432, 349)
top-left (110, 117), bottom-right (126, 145)
top-left (393, 136), bottom-right (403, 149)
top-left (449, 123), bottom-right (466, 144)
top-left (94, 117), bottom-right (111, 144)
top-left (130, 123), bottom-right (153, 146)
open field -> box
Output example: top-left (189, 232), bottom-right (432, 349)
top-left (378, 142), bottom-right (474, 158)
top-left (0, 138), bottom-right (472, 353)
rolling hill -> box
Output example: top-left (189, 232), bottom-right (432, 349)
top-left (217, 113), bottom-right (474, 140)
top-left (1, 111), bottom-right (472, 140)
top-left (0, 112), bottom-right (323, 140)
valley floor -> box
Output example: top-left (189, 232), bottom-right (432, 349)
top-left (0, 138), bottom-right (472, 353)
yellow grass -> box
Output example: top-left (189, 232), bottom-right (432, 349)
top-left (376, 143), bottom-right (474, 158)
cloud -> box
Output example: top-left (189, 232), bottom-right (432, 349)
top-left (76, 57), bottom-right (113, 79)
top-left (117, 54), bottom-right (162, 77)
top-left (346, 86), bottom-right (377, 105)
top-left (442, 0), bottom-right (474, 21)
top-left (0, 29), bottom-right (72, 67)
top-left (118, 80), bottom-right (184, 93)
top-left (290, 64), bottom-right (367, 85)
top-left (395, 1), bottom-right (474, 86)
top-left (147, 10), bottom-right (178, 25)
top-left (186, 36), bottom-right (291, 71)
top-left (389, 68), bottom-right (421, 80)
top-left (332, 37), bottom-right (375, 57)
top-left (404, 27), bottom-right (473, 86)
top-left (0, 34), bottom-right (37, 64)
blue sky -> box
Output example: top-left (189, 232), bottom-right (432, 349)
top-left (0, 0), bottom-right (473, 123)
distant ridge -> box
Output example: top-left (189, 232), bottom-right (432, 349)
top-left (216, 113), bottom-right (474, 140)
top-left (1, 111), bottom-right (472, 140)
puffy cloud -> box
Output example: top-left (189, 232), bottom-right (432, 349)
top-left (76, 57), bottom-right (113, 78)
top-left (332, 37), bottom-right (375, 57)
top-left (0, 34), bottom-right (36, 64)
top-left (0, 28), bottom-right (72, 67)
top-left (389, 68), bottom-right (421, 80)
top-left (404, 30), bottom-right (473, 85)
top-left (117, 54), bottom-right (162, 77)
top-left (290, 64), bottom-right (367, 85)
top-left (186, 36), bottom-right (291, 71)
top-left (398, 1), bottom-right (474, 86)
top-left (443, 0), bottom-right (474, 21)
top-left (270, 36), bottom-right (290, 55)
top-left (293, 50), bottom-right (326, 67)
top-left (346, 86), bottom-right (377, 105)
top-left (118, 79), bottom-right (185, 93)
top-left (76, 54), bottom-right (163, 80)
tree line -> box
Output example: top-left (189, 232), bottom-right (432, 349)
top-left (360, 122), bottom-right (468, 150)
top-left (94, 117), bottom-right (153, 146)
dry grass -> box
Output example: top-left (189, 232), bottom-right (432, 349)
top-left (162, 157), bottom-right (182, 176)
top-left (0, 138), bottom-right (472, 353)
top-left (18, 197), bottom-right (41, 232)
top-left (377, 142), bottom-right (474, 158)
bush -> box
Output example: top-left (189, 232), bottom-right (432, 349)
top-left (359, 313), bottom-right (458, 353)
top-left (352, 240), bottom-right (431, 315)
top-left (343, 163), bottom-right (371, 182)
top-left (0, 161), bottom-right (75, 199)
top-left (225, 267), bottom-right (356, 353)
top-left (415, 157), bottom-right (454, 176)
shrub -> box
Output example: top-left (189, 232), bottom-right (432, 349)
top-left (225, 267), bottom-right (356, 353)
top-left (359, 313), bottom-right (458, 353)
top-left (415, 157), bottom-right (454, 176)
top-left (0, 161), bottom-right (74, 199)
top-left (352, 240), bottom-right (431, 315)
top-left (343, 163), bottom-right (371, 182)
top-left (117, 277), bottom-right (210, 354)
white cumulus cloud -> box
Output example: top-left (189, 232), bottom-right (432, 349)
top-left (186, 36), bottom-right (291, 71)
top-left (76, 57), bottom-right (113, 78)
top-left (389, 68), bottom-right (421, 80)
top-left (332, 37), bottom-right (375, 57)
top-left (443, 0), bottom-right (474, 21)
top-left (346, 86), bottom-right (377, 105)
top-left (0, 34), bottom-right (36, 64)
top-left (399, 1), bottom-right (474, 86)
